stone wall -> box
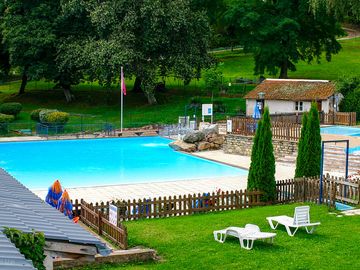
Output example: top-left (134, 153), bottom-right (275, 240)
top-left (223, 134), bottom-right (298, 159)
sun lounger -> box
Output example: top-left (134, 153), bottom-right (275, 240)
top-left (213, 224), bottom-right (276, 250)
top-left (266, 206), bottom-right (321, 236)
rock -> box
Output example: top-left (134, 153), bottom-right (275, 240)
top-left (169, 140), bottom-right (196, 152)
top-left (197, 141), bottom-right (211, 151)
top-left (202, 124), bottom-right (219, 136)
top-left (207, 134), bottom-right (224, 145)
top-left (183, 130), bottom-right (205, 143)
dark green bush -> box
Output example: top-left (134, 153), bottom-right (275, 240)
top-left (213, 100), bottom-right (226, 113)
top-left (189, 96), bottom-right (203, 108)
top-left (0, 113), bottom-right (14, 123)
top-left (0, 102), bottom-right (22, 116)
top-left (30, 108), bottom-right (46, 122)
top-left (3, 227), bottom-right (46, 270)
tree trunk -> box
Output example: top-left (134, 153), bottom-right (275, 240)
top-left (145, 91), bottom-right (157, 105)
top-left (63, 87), bottom-right (75, 102)
top-left (132, 77), bottom-right (142, 93)
top-left (18, 71), bottom-right (28, 95)
top-left (279, 60), bottom-right (288, 79)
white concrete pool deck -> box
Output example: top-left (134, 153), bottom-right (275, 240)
top-left (32, 150), bottom-right (296, 203)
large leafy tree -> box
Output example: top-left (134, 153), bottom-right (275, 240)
top-left (225, 0), bottom-right (344, 78)
top-left (59, 0), bottom-right (212, 104)
top-left (0, 0), bottom-right (59, 94)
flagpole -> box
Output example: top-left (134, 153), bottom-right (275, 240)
top-left (120, 66), bottom-right (123, 134)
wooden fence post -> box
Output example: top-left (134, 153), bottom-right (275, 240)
top-left (98, 211), bottom-right (103, 236)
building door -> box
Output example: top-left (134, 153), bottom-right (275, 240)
top-left (317, 100), bottom-right (322, 112)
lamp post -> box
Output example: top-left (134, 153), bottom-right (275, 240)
top-left (257, 91), bottom-right (265, 115)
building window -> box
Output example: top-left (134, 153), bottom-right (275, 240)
top-left (295, 101), bottom-right (303, 111)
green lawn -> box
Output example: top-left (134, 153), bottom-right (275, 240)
top-left (74, 203), bottom-right (360, 270)
top-left (215, 38), bottom-right (360, 81)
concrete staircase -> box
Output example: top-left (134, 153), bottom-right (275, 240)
top-left (276, 145), bottom-right (360, 175)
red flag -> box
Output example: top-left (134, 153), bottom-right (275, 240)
top-left (121, 67), bottom-right (127, 96)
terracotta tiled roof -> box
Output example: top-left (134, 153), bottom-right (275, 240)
top-left (244, 79), bottom-right (335, 101)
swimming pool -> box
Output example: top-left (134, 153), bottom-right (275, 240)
top-left (0, 137), bottom-right (247, 189)
top-left (321, 126), bottom-right (360, 137)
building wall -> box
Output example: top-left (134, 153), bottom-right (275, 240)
top-left (223, 134), bottom-right (298, 160)
top-left (246, 98), bottom-right (331, 116)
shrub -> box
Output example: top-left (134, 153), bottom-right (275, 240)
top-left (42, 111), bottom-right (70, 125)
top-left (213, 100), bottom-right (226, 113)
top-left (3, 227), bottom-right (46, 270)
top-left (30, 108), bottom-right (46, 122)
top-left (0, 102), bottom-right (22, 116)
top-left (0, 113), bottom-right (15, 123)
top-left (39, 109), bottom-right (58, 123)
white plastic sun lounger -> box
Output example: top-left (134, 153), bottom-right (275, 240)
top-left (213, 224), bottom-right (276, 250)
top-left (266, 206), bottom-right (321, 237)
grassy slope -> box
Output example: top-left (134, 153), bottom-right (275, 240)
top-left (74, 203), bottom-right (360, 270)
top-left (0, 38), bottom-right (359, 128)
top-left (215, 38), bottom-right (360, 81)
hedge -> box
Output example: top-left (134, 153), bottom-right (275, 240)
top-left (0, 113), bottom-right (15, 123)
top-left (0, 102), bottom-right (22, 116)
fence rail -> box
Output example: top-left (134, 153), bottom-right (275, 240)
top-left (268, 112), bottom-right (357, 126)
top-left (229, 117), bottom-right (301, 141)
top-left (72, 176), bottom-right (359, 241)
top-left (80, 200), bottom-right (128, 249)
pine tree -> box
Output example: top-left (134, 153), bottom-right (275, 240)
top-left (303, 103), bottom-right (322, 177)
top-left (295, 113), bottom-right (308, 178)
top-left (247, 120), bottom-right (263, 190)
top-left (257, 107), bottom-right (276, 201)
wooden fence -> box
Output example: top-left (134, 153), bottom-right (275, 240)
top-left (276, 175), bottom-right (359, 205)
top-left (267, 112), bottom-right (356, 126)
top-left (73, 176), bottom-right (359, 239)
top-left (80, 200), bottom-right (128, 249)
top-left (229, 117), bottom-right (301, 141)
top-left (322, 112), bottom-right (357, 126)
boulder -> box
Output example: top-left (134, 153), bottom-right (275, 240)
top-left (202, 124), bottom-right (219, 136)
top-left (169, 140), bottom-right (196, 152)
top-left (183, 130), bottom-right (205, 143)
top-left (197, 141), bottom-right (212, 151)
top-left (212, 135), bottom-right (225, 145)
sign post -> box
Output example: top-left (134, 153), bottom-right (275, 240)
top-left (109, 204), bottom-right (118, 226)
top-left (202, 104), bottom-right (213, 124)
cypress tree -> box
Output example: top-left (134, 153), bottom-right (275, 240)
top-left (247, 120), bottom-right (263, 190)
top-left (257, 107), bottom-right (276, 201)
top-left (295, 113), bottom-right (308, 178)
top-left (303, 103), bottom-right (322, 177)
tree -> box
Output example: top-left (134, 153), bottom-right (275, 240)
top-left (225, 0), bottom-right (343, 78)
top-left (247, 120), bottom-right (263, 191)
top-left (338, 76), bottom-right (360, 121)
top-left (295, 113), bottom-right (308, 178)
top-left (309, 0), bottom-right (360, 23)
top-left (303, 103), bottom-right (322, 177)
top-left (59, 0), bottom-right (212, 105)
top-left (0, 0), bottom-right (59, 94)
top-left (247, 107), bottom-right (276, 202)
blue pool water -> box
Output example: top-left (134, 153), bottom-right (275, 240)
top-left (0, 137), bottom-right (247, 189)
top-left (321, 126), bottom-right (360, 137)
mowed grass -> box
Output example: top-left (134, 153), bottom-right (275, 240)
top-left (214, 38), bottom-right (360, 80)
top-left (74, 203), bottom-right (360, 270)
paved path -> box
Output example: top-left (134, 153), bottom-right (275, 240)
top-left (32, 150), bottom-right (296, 203)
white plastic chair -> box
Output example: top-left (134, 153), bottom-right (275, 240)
top-left (266, 206), bottom-right (321, 236)
top-left (213, 224), bottom-right (276, 250)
